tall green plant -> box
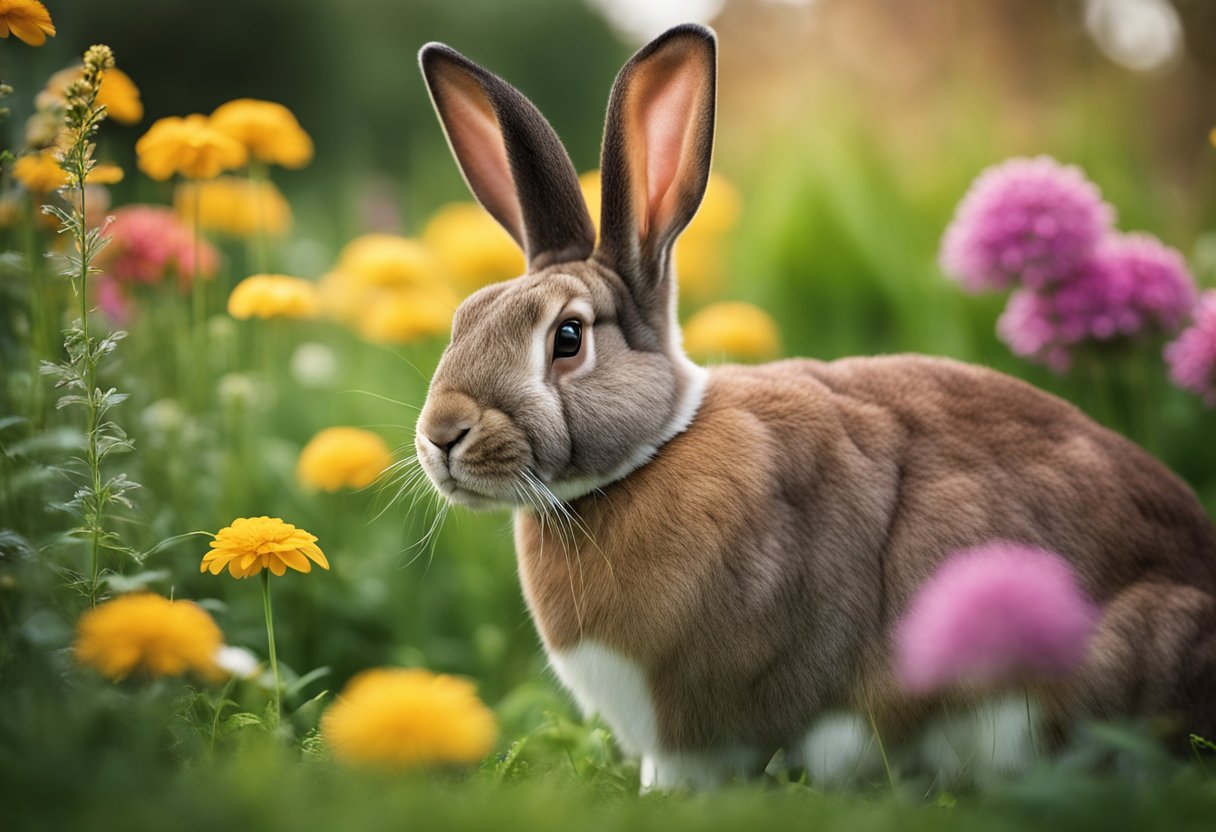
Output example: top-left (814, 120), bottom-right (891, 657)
top-left (39, 45), bottom-right (137, 606)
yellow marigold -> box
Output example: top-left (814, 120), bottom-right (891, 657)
top-left (683, 301), bottom-right (781, 363)
top-left (297, 427), bottom-right (393, 492)
top-left (228, 274), bottom-right (319, 320)
top-left (322, 668), bottom-right (497, 769)
top-left (136, 114), bottom-right (247, 181)
top-left (202, 516), bottom-right (329, 579)
top-left (354, 287), bottom-right (457, 344)
top-left (422, 202), bottom-right (524, 293)
top-left (75, 593), bottom-right (223, 680)
top-left (176, 176), bottom-right (292, 237)
top-left (210, 99), bottom-right (313, 169)
top-left (0, 0), bottom-right (54, 46)
top-left (39, 65), bottom-right (143, 124)
top-left (11, 149), bottom-right (123, 192)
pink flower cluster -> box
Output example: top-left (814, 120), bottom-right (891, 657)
top-left (941, 157), bottom-right (1196, 372)
top-left (894, 541), bottom-right (1100, 695)
top-left (1165, 290), bottom-right (1216, 406)
top-left (940, 157), bottom-right (1114, 293)
top-left (96, 205), bottom-right (220, 322)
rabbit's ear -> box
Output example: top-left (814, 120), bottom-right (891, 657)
top-left (597, 24), bottom-right (716, 296)
top-left (419, 44), bottom-right (596, 269)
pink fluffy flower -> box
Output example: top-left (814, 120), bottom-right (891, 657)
top-left (940, 156), bottom-right (1115, 293)
top-left (996, 233), bottom-right (1196, 371)
top-left (895, 542), bottom-right (1100, 695)
top-left (1165, 290), bottom-right (1216, 406)
top-left (100, 205), bottom-right (219, 287)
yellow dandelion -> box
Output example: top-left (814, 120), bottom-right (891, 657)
top-left (136, 114), bottom-right (247, 181)
top-left (322, 668), bottom-right (497, 769)
top-left (353, 287), bottom-right (457, 344)
top-left (201, 516), bottom-right (329, 579)
top-left (175, 176), bottom-right (292, 237)
top-left (74, 593), bottom-right (223, 681)
top-left (422, 202), bottom-right (524, 293)
top-left (11, 149), bottom-right (124, 193)
top-left (210, 98), bottom-right (313, 169)
top-left (297, 427), bottom-right (393, 492)
top-left (683, 301), bottom-right (781, 363)
top-left (39, 65), bottom-right (143, 124)
top-left (228, 274), bottom-right (319, 320)
top-left (578, 170), bottom-right (602, 233)
top-left (0, 0), bottom-right (55, 46)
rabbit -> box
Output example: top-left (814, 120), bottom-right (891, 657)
top-left (413, 23), bottom-right (1216, 790)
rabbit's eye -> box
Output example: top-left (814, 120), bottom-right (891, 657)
top-left (553, 320), bottom-right (582, 359)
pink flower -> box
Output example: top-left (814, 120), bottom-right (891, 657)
top-left (940, 157), bottom-right (1115, 293)
top-left (100, 205), bottom-right (219, 288)
top-left (996, 233), bottom-right (1196, 372)
top-left (895, 542), bottom-right (1100, 695)
top-left (1165, 290), bottom-right (1216, 406)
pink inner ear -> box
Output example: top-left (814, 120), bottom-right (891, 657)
top-left (440, 74), bottom-right (525, 246)
top-left (639, 63), bottom-right (701, 238)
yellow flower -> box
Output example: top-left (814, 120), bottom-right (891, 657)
top-left (175, 176), bottom-right (292, 237)
top-left (11, 149), bottom-right (124, 192)
top-left (332, 234), bottom-right (445, 291)
top-left (210, 98), bottom-right (313, 169)
top-left (683, 301), bottom-right (781, 363)
top-left (74, 593), bottom-right (223, 680)
top-left (39, 65), bottom-right (143, 124)
top-left (320, 234), bottom-right (457, 342)
top-left (353, 287), bottom-right (456, 344)
top-left (228, 274), bottom-right (320, 320)
top-left (298, 428), bottom-right (393, 492)
top-left (0, 0), bottom-right (54, 46)
top-left (136, 114), bottom-right (247, 181)
top-left (202, 516), bottom-right (329, 579)
top-left (422, 202), bottom-right (524, 293)
top-left (322, 668), bottom-right (497, 769)
top-left (578, 170), bottom-right (602, 232)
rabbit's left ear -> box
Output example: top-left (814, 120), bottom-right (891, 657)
top-left (596, 24), bottom-right (717, 298)
top-left (419, 44), bottom-right (596, 269)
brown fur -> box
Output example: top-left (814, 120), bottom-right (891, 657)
top-left (415, 24), bottom-right (1216, 769)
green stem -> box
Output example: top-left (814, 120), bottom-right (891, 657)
top-left (865, 699), bottom-right (896, 791)
top-left (249, 161), bottom-right (270, 274)
top-left (261, 570), bottom-right (282, 725)
top-left (191, 183), bottom-right (206, 410)
top-left (76, 183), bottom-right (104, 608)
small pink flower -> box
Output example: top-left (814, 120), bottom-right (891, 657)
top-left (100, 205), bottom-right (219, 289)
top-left (895, 542), bottom-right (1100, 695)
top-left (940, 157), bottom-right (1115, 293)
top-left (1165, 290), bottom-right (1216, 406)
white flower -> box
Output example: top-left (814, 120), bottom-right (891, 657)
top-left (214, 645), bottom-right (260, 679)
top-left (290, 342), bottom-right (337, 388)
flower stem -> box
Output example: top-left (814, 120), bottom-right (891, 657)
top-left (76, 182), bottom-right (104, 608)
top-left (191, 183), bottom-right (206, 411)
top-left (261, 570), bottom-right (282, 725)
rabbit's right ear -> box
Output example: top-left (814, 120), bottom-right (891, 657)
top-left (419, 44), bottom-right (596, 270)
top-left (596, 24), bottom-right (717, 300)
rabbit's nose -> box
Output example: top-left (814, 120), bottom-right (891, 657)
top-left (418, 391), bottom-right (479, 458)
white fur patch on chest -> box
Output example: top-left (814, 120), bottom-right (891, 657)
top-left (547, 640), bottom-right (658, 756)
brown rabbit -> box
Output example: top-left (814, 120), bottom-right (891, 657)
top-left (414, 24), bottom-right (1216, 789)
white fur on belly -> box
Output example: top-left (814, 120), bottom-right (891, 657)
top-left (549, 639), bottom-right (763, 791)
top-left (548, 640), bottom-right (659, 756)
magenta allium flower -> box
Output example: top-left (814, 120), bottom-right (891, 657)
top-left (1165, 290), bottom-right (1216, 406)
top-left (940, 156), bottom-right (1115, 293)
top-left (101, 205), bottom-right (219, 287)
top-left (996, 233), bottom-right (1196, 372)
top-left (895, 542), bottom-right (1100, 695)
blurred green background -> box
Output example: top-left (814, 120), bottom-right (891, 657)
top-left (3, 0), bottom-right (1216, 828)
